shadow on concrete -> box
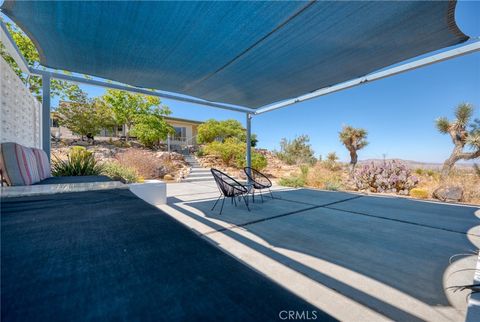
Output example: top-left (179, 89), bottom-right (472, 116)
top-left (169, 188), bottom-right (480, 320)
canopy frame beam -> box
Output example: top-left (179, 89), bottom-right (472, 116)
top-left (255, 40), bottom-right (480, 114)
top-left (30, 68), bottom-right (255, 114)
top-left (0, 20), bottom-right (30, 74)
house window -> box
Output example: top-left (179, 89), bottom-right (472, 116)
top-left (173, 127), bottom-right (186, 140)
top-left (117, 125), bottom-right (123, 132)
top-left (51, 118), bottom-right (59, 127)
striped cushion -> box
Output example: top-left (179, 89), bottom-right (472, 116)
top-left (32, 148), bottom-right (52, 180)
top-left (0, 142), bottom-right (41, 186)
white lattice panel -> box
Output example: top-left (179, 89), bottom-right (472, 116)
top-left (0, 56), bottom-right (41, 148)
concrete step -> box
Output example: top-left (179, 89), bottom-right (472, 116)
top-left (188, 173), bottom-right (212, 178)
top-left (185, 177), bottom-right (215, 183)
top-left (189, 168), bottom-right (210, 172)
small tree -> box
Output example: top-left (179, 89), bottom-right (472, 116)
top-left (324, 152), bottom-right (341, 170)
top-left (102, 89), bottom-right (167, 141)
top-left (130, 108), bottom-right (174, 148)
top-left (276, 135), bottom-right (316, 165)
top-left (56, 95), bottom-right (115, 140)
top-left (339, 125), bottom-right (368, 171)
top-left (196, 119), bottom-right (257, 146)
top-left (436, 103), bottom-right (480, 178)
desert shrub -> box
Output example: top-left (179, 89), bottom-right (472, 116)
top-left (204, 138), bottom-right (268, 170)
top-left (410, 188), bottom-right (429, 199)
top-left (52, 146), bottom-right (103, 176)
top-left (112, 140), bottom-right (131, 148)
top-left (204, 138), bottom-right (241, 166)
top-left (102, 162), bottom-right (140, 183)
top-left (278, 176), bottom-right (306, 188)
top-left (323, 152), bottom-right (341, 171)
top-left (275, 135), bottom-right (316, 165)
top-left (196, 147), bottom-right (205, 157)
top-left (279, 164), bottom-right (309, 188)
top-left (414, 168), bottom-right (439, 178)
top-left (306, 164), bottom-right (345, 190)
top-left (353, 160), bottom-right (418, 195)
top-left (324, 178), bottom-right (343, 191)
top-left (299, 165), bottom-right (308, 175)
top-left (116, 149), bottom-right (177, 179)
top-left (236, 152), bottom-right (268, 171)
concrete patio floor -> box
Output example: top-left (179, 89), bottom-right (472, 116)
top-left (158, 179), bottom-right (480, 322)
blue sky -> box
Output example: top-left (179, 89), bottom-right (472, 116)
top-left (43, 1), bottom-right (480, 163)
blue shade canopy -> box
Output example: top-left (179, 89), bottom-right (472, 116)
top-left (1, 1), bottom-right (468, 108)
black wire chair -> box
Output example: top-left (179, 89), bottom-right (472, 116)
top-left (211, 168), bottom-right (250, 214)
top-left (244, 167), bottom-right (274, 203)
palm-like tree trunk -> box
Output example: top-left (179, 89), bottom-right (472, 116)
top-left (349, 150), bottom-right (358, 173)
top-left (441, 144), bottom-right (480, 179)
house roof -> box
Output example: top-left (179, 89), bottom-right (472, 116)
top-left (164, 116), bottom-right (203, 125)
top-left (1, 1), bottom-right (468, 109)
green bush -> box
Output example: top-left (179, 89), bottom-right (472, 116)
top-left (323, 176), bottom-right (344, 191)
top-left (278, 176), bottom-right (305, 188)
top-left (52, 146), bottom-right (103, 176)
top-left (235, 152), bottom-right (268, 171)
top-left (203, 138), bottom-right (268, 170)
top-left (275, 135), bottom-right (316, 165)
top-left (279, 165), bottom-right (309, 188)
top-left (195, 147), bottom-right (205, 157)
top-left (204, 138), bottom-right (241, 166)
top-left (102, 162), bottom-right (140, 183)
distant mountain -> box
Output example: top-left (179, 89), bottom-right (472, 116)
top-left (357, 159), bottom-right (475, 170)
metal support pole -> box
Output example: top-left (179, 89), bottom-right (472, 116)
top-left (246, 113), bottom-right (252, 183)
top-left (42, 74), bottom-right (51, 160)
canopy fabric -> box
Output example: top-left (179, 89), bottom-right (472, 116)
top-left (1, 1), bottom-right (468, 108)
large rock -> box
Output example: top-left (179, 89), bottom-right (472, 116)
top-left (433, 186), bottom-right (464, 202)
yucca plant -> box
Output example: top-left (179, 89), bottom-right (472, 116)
top-left (339, 125), bottom-right (368, 172)
top-left (52, 146), bottom-right (103, 176)
top-left (436, 103), bottom-right (480, 179)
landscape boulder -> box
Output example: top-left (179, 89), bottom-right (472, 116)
top-left (433, 186), bottom-right (464, 202)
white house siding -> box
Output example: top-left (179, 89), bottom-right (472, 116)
top-left (168, 120), bottom-right (200, 146)
top-left (0, 56), bottom-right (41, 148)
top-left (51, 117), bottom-right (199, 145)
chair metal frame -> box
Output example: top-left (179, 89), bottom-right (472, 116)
top-left (211, 168), bottom-right (250, 214)
top-left (244, 167), bottom-right (274, 203)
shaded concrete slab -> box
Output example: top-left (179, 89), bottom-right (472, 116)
top-left (175, 196), bottom-right (314, 234)
top-left (331, 195), bottom-right (480, 235)
top-left (159, 184), bottom-right (480, 321)
top-left (272, 188), bottom-right (360, 206)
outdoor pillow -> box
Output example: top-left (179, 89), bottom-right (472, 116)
top-left (0, 142), bottom-right (41, 186)
top-left (32, 148), bottom-right (52, 180)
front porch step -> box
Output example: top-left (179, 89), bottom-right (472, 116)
top-left (183, 154), bottom-right (214, 183)
top-left (188, 172), bottom-right (212, 178)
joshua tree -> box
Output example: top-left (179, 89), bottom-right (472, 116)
top-left (339, 126), bottom-right (368, 171)
top-left (436, 103), bottom-right (480, 178)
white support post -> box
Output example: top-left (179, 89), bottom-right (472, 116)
top-left (42, 74), bottom-right (51, 160)
top-left (167, 134), bottom-right (171, 152)
top-left (246, 113), bottom-right (252, 183)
